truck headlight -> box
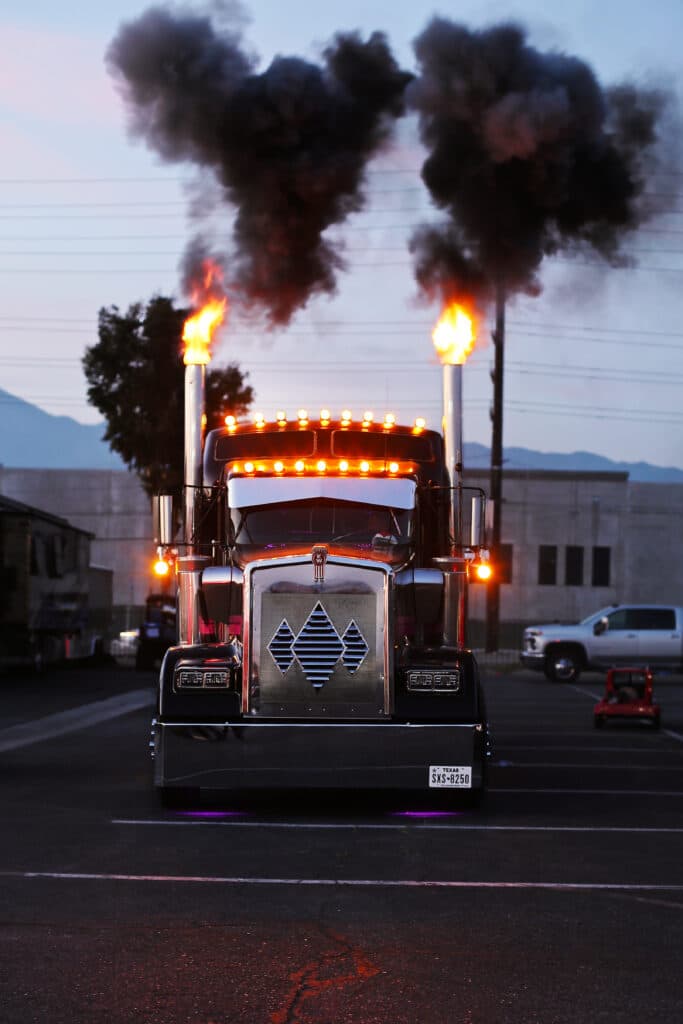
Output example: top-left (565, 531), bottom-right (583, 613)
top-left (175, 668), bottom-right (230, 691)
top-left (406, 669), bottom-right (461, 693)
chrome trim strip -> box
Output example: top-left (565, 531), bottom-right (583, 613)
top-left (156, 720), bottom-right (479, 729)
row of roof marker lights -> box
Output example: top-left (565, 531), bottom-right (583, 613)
top-left (231, 458), bottom-right (412, 476)
top-left (224, 411), bottom-right (427, 432)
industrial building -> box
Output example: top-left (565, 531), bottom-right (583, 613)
top-left (1, 465), bottom-right (681, 649)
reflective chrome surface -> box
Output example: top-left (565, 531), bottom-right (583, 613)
top-left (155, 720), bottom-right (485, 791)
top-left (184, 362), bottom-right (205, 547)
top-left (244, 555), bottom-right (391, 718)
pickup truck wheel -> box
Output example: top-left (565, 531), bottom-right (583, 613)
top-left (545, 648), bottom-right (582, 683)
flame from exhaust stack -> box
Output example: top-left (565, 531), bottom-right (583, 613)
top-left (182, 259), bottom-right (228, 366)
top-left (432, 302), bottom-right (476, 365)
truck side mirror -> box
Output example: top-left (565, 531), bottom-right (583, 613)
top-left (157, 495), bottom-right (174, 547)
top-left (593, 617), bottom-right (608, 636)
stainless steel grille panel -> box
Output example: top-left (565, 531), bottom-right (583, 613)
top-left (247, 557), bottom-right (390, 718)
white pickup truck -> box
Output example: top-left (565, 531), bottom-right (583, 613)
top-left (520, 604), bottom-right (683, 682)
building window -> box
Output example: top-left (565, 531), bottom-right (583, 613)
top-left (498, 543), bottom-right (513, 584)
top-left (565, 546), bottom-right (584, 586)
top-left (538, 545), bottom-right (557, 585)
top-left (592, 546), bottom-right (611, 587)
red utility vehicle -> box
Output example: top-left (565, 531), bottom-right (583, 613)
top-left (594, 667), bottom-right (660, 729)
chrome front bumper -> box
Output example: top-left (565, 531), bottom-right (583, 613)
top-left (153, 720), bottom-right (487, 791)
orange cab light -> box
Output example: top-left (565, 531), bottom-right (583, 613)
top-left (414, 417), bottom-right (426, 431)
top-left (297, 408), bottom-right (308, 426)
top-left (341, 409), bottom-right (352, 426)
top-left (360, 460), bottom-right (370, 473)
top-left (274, 461), bottom-right (284, 473)
top-left (338, 459), bottom-right (349, 473)
top-left (254, 412), bottom-right (265, 428)
top-left (383, 412), bottom-right (396, 428)
top-left (388, 461), bottom-right (399, 474)
top-left (295, 459), bottom-right (305, 473)
top-left (153, 557), bottom-right (170, 578)
top-left (276, 410), bottom-right (287, 425)
top-left (363, 410), bottom-right (374, 423)
top-left (319, 408), bottom-right (331, 424)
top-left (244, 461), bottom-right (255, 474)
top-left (316, 460), bottom-right (327, 473)
top-left (231, 462), bottom-right (240, 473)
top-left (475, 563), bottom-right (493, 581)
top-left (225, 414), bottom-right (237, 430)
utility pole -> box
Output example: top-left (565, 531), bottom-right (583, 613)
top-left (486, 283), bottom-right (505, 651)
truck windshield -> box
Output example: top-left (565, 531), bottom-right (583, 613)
top-left (231, 498), bottom-right (412, 559)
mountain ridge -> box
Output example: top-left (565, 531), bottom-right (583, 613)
top-left (0, 388), bottom-right (681, 482)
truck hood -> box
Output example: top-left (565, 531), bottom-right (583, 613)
top-left (524, 623), bottom-right (587, 636)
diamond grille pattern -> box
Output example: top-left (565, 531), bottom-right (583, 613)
top-left (267, 619), bottom-right (296, 673)
top-left (266, 601), bottom-right (370, 689)
top-left (292, 602), bottom-right (344, 688)
top-left (341, 620), bottom-right (368, 674)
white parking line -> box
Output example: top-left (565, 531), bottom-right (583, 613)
top-left (2, 870), bottom-right (683, 892)
top-left (0, 690), bottom-right (153, 753)
top-left (494, 762), bottom-right (683, 770)
top-left (111, 818), bottom-right (683, 834)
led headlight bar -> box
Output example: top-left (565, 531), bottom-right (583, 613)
top-left (406, 668), bottom-right (461, 693)
top-left (175, 667), bottom-right (231, 691)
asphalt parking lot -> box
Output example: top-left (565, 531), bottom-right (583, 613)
top-left (2, 661), bottom-right (683, 1023)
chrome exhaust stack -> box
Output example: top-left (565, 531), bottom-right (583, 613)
top-left (178, 358), bottom-right (210, 645)
top-left (436, 362), bottom-right (466, 648)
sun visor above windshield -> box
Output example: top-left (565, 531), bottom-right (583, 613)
top-left (228, 476), bottom-right (417, 510)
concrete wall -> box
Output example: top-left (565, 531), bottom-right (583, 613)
top-left (466, 470), bottom-right (683, 641)
top-left (2, 466), bottom-right (682, 646)
top-left (0, 469), bottom-right (152, 625)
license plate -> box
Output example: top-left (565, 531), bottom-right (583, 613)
top-left (429, 765), bottom-right (472, 788)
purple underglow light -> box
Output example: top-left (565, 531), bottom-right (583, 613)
top-left (391, 810), bottom-right (462, 819)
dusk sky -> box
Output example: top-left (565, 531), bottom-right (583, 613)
top-left (2, 0), bottom-right (683, 470)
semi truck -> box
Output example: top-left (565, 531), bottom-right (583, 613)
top-left (151, 347), bottom-right (491, 806)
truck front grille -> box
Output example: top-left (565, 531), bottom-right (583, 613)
top-left (249, 559), bottom-right (388, 717)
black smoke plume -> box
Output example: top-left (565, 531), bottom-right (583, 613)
top-left (107, 7), bottom-right (410, 325)
top-left (408, 18), bottom-right (674, 311)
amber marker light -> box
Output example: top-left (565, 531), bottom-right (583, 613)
top-left (244, 461), bottom-right (255, 474)
top-left (338, 459), bottom-right (349, 473)
top-left (475, 563), bottom-right (493, 581)
top-left (360, 460), bottom-right (370, 473)
top-left (276, 410), bottom-right (287, 426)
top-left (320, 408), bottom-right (331, 425)
top-left (254, 412), bottom-right (265, 428)
top-left (297, 408), bottom-right (308, 426)
top-left (295, 459), bottom-right (305, 473)
top-left (383, 412), bottom-right (396, 428)
top-left (341, 409), bottom-right (352, 426)
top-left (225, 414), bottom-right (237, 431)
top-left (414, 417), bottom-right (426, 432)
top-left (274, 461), bottom-right (284, 473)
top-left (153, 557), bottom-right (170, 578)
top-left (388, 461), bottom-right (399, 474)
top-left (316, 460), bottom-right (327, 473)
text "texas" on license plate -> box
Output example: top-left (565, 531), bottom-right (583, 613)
top-left (429, 765), bottom-right (472, 788)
